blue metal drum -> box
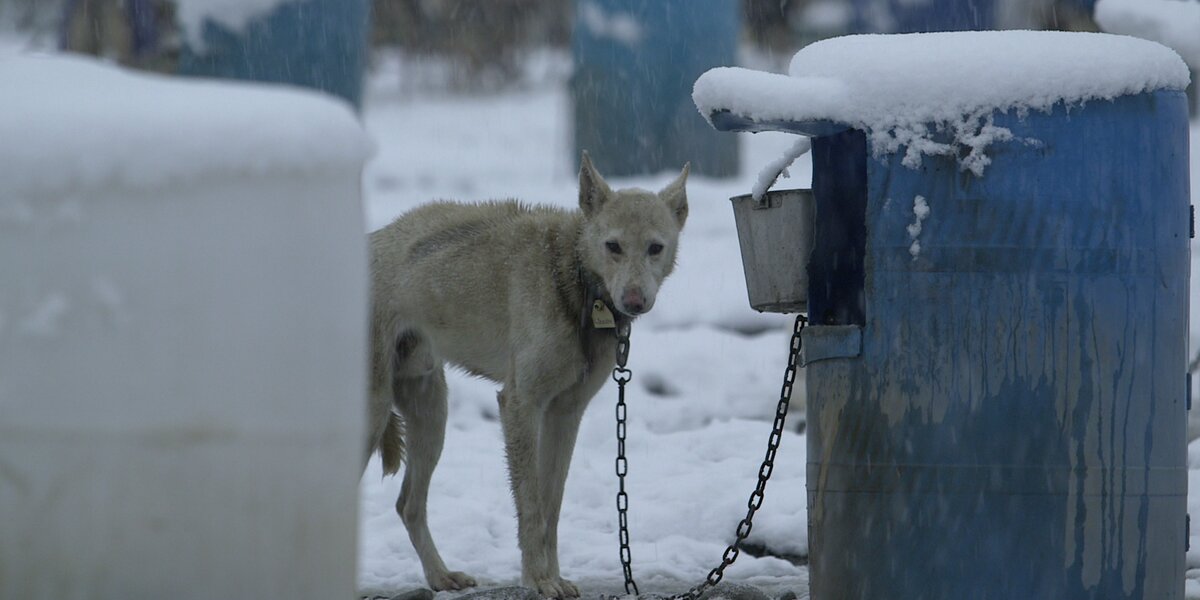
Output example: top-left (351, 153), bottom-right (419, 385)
top-left (796, 90), bottom-right (1191, 598)
top-left (571, 0), bottom-right (739, 177)
top-left (177, 0), bottom-right (370, 109)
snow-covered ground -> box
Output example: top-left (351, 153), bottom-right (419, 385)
top-left (355, 54), bottom-right (1200, 599)
top-left (357, 70), bottom-right (812, 598)
top-left (5, 21), bottom-right (1196, 597)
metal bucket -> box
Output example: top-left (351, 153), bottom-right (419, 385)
top-left (729, 188), bottom-right (815, 313)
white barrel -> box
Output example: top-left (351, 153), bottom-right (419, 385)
top-left (0, 55), bottom-right (370, 599)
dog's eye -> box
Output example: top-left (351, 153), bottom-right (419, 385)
top-left (648, 243), bottom-right (664, 256)
top-left (606, 241), bottom-right (623, 255)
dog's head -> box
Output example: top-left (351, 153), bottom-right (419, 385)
top-left (577, 151), bottom-right (689, 317)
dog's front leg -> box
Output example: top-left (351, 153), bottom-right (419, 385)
top-left (537, 398), bottom-right (588, 597)
top-left (499, 382), bottom-right (578, 598)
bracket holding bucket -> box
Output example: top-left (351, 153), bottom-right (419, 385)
top-left (729, 188), bottom-right (815, 313)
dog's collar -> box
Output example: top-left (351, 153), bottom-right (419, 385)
top-left (578, 267), bottom-right (628, 332)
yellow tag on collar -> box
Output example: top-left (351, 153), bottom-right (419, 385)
top-left (591, 300), bottom-right (616, 329)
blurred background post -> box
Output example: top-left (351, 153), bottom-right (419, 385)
top-left (175, 0), bottom-right (371, 110)
top-left (570, 0), bottom-right (741, 178)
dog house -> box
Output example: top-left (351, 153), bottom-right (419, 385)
top-left (0, 55), bottom-right (370, 598)
top-left (696, 31), bottom-right (1192, 598)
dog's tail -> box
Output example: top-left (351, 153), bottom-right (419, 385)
top-left (380, 412), bottom-right (406, 477)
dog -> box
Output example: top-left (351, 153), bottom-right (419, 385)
top-left (365, 152), bottom-right (689, 598)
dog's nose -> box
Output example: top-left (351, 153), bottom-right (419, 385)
top-left (621, 288), bottom-right (645, 315)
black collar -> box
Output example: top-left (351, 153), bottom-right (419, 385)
top-left (579, 266), bottom-right (629, 332)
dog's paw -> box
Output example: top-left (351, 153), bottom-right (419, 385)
top-left (428, 570), bottom-right (476, 591)
top-left (532, 576), bottom-right (580, 599)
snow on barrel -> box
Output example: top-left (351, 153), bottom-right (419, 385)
top-left (0, 54), bottom-right (371, 599)
top-left (694, 30), bottom-right (1189, 175)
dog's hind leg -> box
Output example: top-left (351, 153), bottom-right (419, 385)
top-left (364, 389), bottom-right (393, 473)
top-left (365, 315), bottom-right (406, 474)
top-left (393, 355), bottom-right (476, 591)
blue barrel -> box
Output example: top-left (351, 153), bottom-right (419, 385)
top-left (177, 0), bottom-right (370, 109)
top-left (799, 89), bottom-right (1191, 598)
top-left (571, 0), bottom-right (739, 177)
top-left (847, 0), bottom-right (995, 33)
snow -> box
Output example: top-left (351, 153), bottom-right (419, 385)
top-left (1, 47), bottom-right (369, 597)
top-left (358, 53), bottom-right (1200, 599)
top-left (578, 1), bottom-right (644, 47)
top-left (693, 66), bottom-right (848, 132)
top-left (799, 0), bottom-right (854, 31)
top-left (0, 28), bottom-right (1195, 597)
top-left (752, 137), bottom-right (812, 202)
top-left (0, 197), bottom-right (33, 224)
top-left (1095, 0), bottom-right (1200, 69)
top-left (693, 31), bottom-right (1191, 174)
top-left (0, 53), bottom-right (371, 197)
top-left (174, 0), bottom-right (297, 51)
top-left (358, 75), bottom-right (810, 598)
top-left (18, 292), bottom-right (68, 337)
top-left (906, 195), bottom-right (929, 259)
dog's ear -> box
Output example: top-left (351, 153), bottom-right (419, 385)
top-left (579, 151), bottom-right (612, 216)
top-left (659, 162), bottom-right (689, 227)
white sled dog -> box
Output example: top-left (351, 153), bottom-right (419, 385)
top-left (366, 153), bottom-right (689, 598)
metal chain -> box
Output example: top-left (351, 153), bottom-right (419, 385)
top-left (672, 313), bottom-right (807, 600)
top-left (613, 320), bottom-right (637, 596)
top-left (611, 314), bottom-right (807, 600)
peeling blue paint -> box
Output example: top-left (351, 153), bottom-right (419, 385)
top-left (803, 90), bottom-right (1190, 599)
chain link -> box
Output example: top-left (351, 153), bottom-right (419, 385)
top-left (672, 313), bottom-right (806, 600)
top-left (611, 314), bottom-right (807, 600)
top-left (613, 320), bottom-right (638, 595)
top-left (615, 320), bottom-right (631, 369)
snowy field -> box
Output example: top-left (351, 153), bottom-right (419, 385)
top-left (5, 20), bottom-right (1196, 597)
top-left (357, 62), bottom-right (812, 598)
top-left (354, 55), bottom-right (1200, 598)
